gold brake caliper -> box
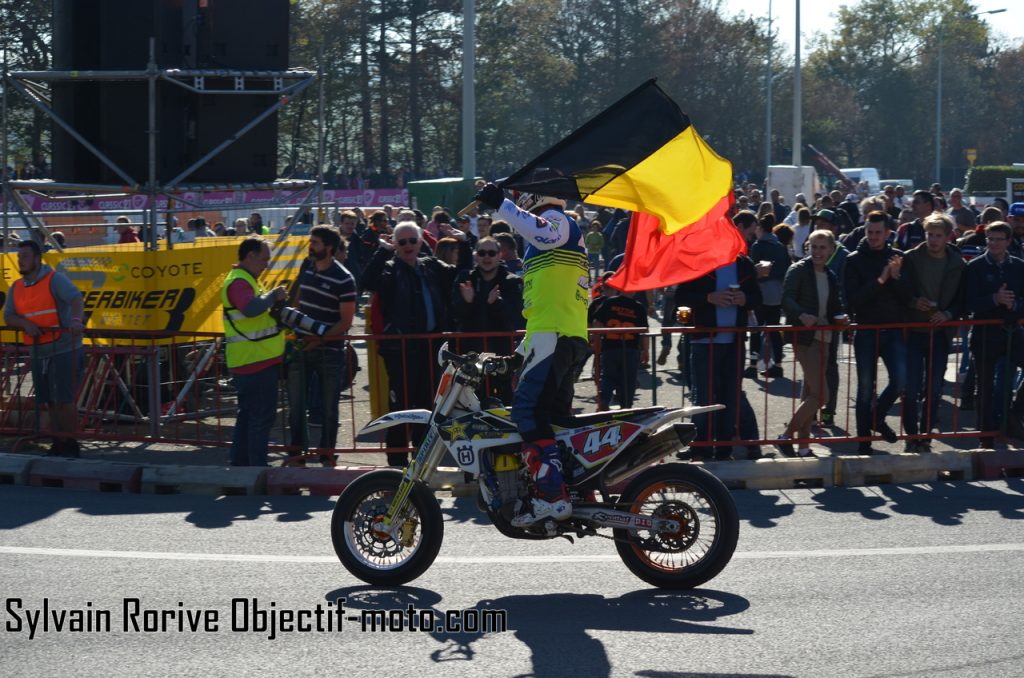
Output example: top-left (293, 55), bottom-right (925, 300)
top-left (398, 518), bottom-right (419, 547)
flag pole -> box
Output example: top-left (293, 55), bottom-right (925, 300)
top-left (456, 200), bottom-right (480, 217)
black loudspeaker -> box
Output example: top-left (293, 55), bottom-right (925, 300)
top-left (51, 0), bottom-right (288, 185)
top-left (185, 0), bottom-right (289, 70)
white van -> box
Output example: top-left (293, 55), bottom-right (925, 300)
top-left (880, 179), bottom-right (914, 191)
top-left (840, 167), bottom-right (881, 194)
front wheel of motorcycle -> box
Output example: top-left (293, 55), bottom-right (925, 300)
top-left (331, 469), bottom-right (443, 587)
top-left (613, 463), bottom-right (738, 590)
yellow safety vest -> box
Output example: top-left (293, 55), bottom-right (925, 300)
top-left (220, 267), bottom-right (284, 369)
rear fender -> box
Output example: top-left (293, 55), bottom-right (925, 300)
top-left (356, 409), bottom-right (433, 443)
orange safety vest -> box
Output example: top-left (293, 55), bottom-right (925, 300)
top-left (11, 270), bottom-right (60, 345)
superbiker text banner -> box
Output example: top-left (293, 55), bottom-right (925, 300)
top-left (0, 237), bottom-right (310, 344)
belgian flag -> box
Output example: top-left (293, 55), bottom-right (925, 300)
top-left (502, 79), bottom-right (745, 291)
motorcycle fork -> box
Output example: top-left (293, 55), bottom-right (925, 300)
top-left (378, 375), bottom-right (464, 539)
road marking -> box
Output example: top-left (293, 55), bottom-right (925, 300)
top-left (1, 543), bottom-right (1024, 564)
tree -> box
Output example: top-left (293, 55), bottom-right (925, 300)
top-left (1, 0), bottom-right (52, 171)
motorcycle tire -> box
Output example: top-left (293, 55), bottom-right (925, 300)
top-left (331, 469), bottom-right (443, 587)
top-left (613, 463), bottom-right (738, 590)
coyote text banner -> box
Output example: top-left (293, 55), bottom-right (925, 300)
top-left (0, 238), bottom-right (309, 344)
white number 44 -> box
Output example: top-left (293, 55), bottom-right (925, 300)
top-left (583, 426), bottom-right (621, 455)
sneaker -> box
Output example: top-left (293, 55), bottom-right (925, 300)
top-left (796, 447), bottom-right (816, 458)
top-left (903, 440), bottom-right (920, 454)
top-left (917, 439), bottom-right (933, 453)
top-left (511, 497), bottom-right (572, 526)
top-left (874, 421), bottom-right (898, 444)
top-left (776, 434), bottom-right (796, 457)
top-left (857, 443), bottom-right (876, 456)
top-left (656, 346), bottom-right (670, 366)
top-left (762, 365), bottom-right (785, 379)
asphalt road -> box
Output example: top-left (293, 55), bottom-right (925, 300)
top-left (2, 481), bottom-right (1023, 678)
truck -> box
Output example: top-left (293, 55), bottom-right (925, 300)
top-left (766, 165), bottom-right (822, 207)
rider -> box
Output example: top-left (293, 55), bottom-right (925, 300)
top-left (474, 183), bottom-right (591, 526)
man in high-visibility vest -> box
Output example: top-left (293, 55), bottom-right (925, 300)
top-left (221, 237), bottom-right (288, 466)
top-left (4, 239), bottom-right (84, 456)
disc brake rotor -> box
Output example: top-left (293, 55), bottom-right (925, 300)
top-left (351, 496), bottom-right (408, 559)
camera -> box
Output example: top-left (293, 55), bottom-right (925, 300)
top-left (277, 306), bottom-right (330, 337)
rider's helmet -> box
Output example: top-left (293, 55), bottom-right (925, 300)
top-left (514, 191), bottom-right (566, 214)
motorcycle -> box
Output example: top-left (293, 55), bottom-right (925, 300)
top-left (331, 345), bottom-right (739, 589)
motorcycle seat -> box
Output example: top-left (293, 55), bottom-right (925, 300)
top-left (552, 406), bottom-right (666, 430)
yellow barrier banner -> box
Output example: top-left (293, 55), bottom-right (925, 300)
top-left (0, 237), bottom-right (310, 344)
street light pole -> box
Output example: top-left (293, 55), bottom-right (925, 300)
top-left (791, 0), bottom-right (801, 167)
top-left (934, 20), bottom-right (943, 185)
top-left (935, 8), bottom-right (1004, 186)
top-left (765, 0), bottom-right (773, 173)
top-left (462, 0), bottom-right (475, 181)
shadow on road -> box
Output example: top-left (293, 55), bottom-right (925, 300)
top-left (811, 487), bottom-right (890, 521)
top-left (811, 481), bottom-right (1024, 525)
top-left (0, 486), bottom-right (334, 530)
top-left (324, 585), bottom-right (755, 678)
top-left (875, 481), bottom-right (1024, 525)
top-left (734, 490), bottom-right (796, 529)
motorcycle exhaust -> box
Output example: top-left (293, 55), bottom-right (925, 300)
top-left (602, 423), bottom-right (695, 486)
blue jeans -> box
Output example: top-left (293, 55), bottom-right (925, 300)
top-left (904, 330), bottom-right (950, 435)
top-left (689, 341), bottom-right (759, 458)
top-left (230, 364), bottom-right (280, 466)
top-left (287, 347), bottom-right (343, 451)
top-left (853, 328), bottom-right (907, 438)
top-left (599, 347), bottom-right (640, 408)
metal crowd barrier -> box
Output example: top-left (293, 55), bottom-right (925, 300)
top-left (0, 318), bottom-right (1013, 462)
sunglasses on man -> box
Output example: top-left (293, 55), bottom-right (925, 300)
top-left (475, 249), bottom-right (499, 257)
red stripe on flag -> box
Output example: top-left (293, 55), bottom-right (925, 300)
top-left (605, 195), bottom-right (747, 292)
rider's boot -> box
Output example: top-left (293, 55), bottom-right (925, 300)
top-left (512, 439), bottom-right (572, 527)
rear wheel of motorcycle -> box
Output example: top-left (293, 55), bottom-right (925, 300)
top-left (613, 463), bottom-right (738, 589)
top-left (331, 469), bottom-right (443, 587)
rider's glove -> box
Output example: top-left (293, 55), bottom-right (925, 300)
top-left (474, 183), bottom-right (505, 211)
top-left (484, 353), bottom-right (523, 376)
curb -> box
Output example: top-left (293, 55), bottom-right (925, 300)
top-left (701, 457), bottom-right (834, 490)
top-left (0, 453), bottom-right (35, 485)
top-left (265, 466), bottom-right (378, 496)
top-left (2, 449), bottom-right (1021, 498)
top-left (973, 449), bottom-right (1024, 480)
top-left (29, 457), bottom-right (143, 493)
top-left (835, 450), bottom-right (972, 486)
top-left (141, 465), bottom-right (267, 496)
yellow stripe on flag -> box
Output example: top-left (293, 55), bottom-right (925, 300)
top-left (588, 126), bottom-right (732, 235)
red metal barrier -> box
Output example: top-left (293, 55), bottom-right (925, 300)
top-left (655, 319), bottom-right (1005, 456)
top-left (0, 319), bottom-right (1011, 460)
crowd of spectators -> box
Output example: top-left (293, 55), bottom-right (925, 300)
top-left (191, 183), bottom-right (1024, 463)
top-left (661, 182), bottom-right (1024, 459)
top-left (5, 174), bottom-right (1023, 463)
